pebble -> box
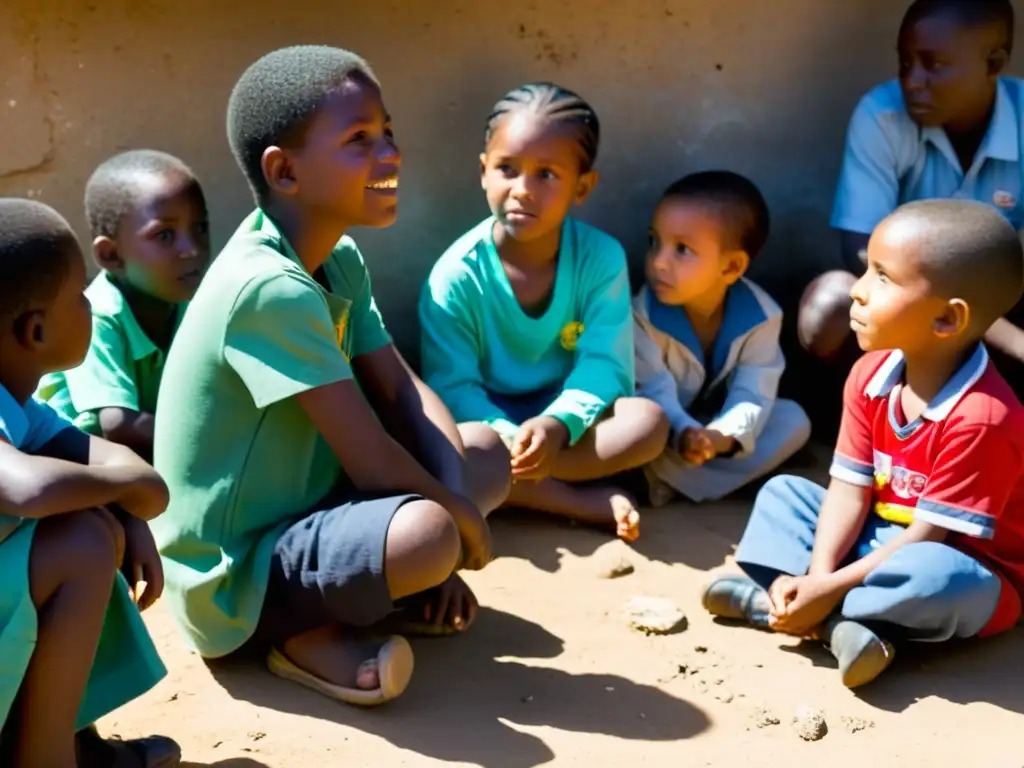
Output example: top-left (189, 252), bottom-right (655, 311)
top-left (840, 715), bottom-right (874, 734)
top-left (793, 705), bottom-right (828, 741)
top-left (593, 541), bottom-right (635, 579)
top-left (748, 706), bottom-right (780, 729)
top-left (714, 690), bottom-right (734, 704)
top-left (624, 597), bottom-right (688, 635)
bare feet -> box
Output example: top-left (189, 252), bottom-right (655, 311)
top-left (507, 477), bottom-right (641, 541)
top-left (281, 626), bottom-right (382, 691)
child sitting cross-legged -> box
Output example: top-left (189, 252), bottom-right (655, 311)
top-left (0, 199), bottom-right (175, 768)
top-left (634, 171), bottom-right (810, 505)
top-left (704, 199), bottom-right (1024, 688)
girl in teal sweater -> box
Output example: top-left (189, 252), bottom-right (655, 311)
top-left (419, 82), bottom-right (669, 541)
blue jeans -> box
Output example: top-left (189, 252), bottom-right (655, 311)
top-left (735, 475), bottom-right (1001, 641)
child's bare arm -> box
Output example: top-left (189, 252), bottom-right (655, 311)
top-left (807, 478), bottom-right (873, 577)
top-left (354, 343), bottom-right (467, 495)
top-left (0, 440), bottom-right (166, 521)
top-left (296, 378), bottom-right (492, 569)
top-left (96, 407), bottom-right (155, 460)
top-left (828, 520), bottom-right (947, 596)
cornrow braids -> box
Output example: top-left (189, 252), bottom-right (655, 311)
top-left (484, 82), bottom-right (601, 172)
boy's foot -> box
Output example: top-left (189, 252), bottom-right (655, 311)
top-left (271, 625), bottom-right (413, 706)
top-left (701, 575), bottom-right (772, 629)
top-left (610, 493), bottom-right (641, 542)
top-left (823, 617), bottom-right (895, 689)
top-left (75, 725), bottom-right (181, 767)
top-left (507, 480), bottom-right (641, 541)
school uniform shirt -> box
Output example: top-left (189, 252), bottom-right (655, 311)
top-left (832, 77), bottom-right (1024, 236)
top-left (0, 384), bottom-right (165, 728)
top-left (34, 271), bottom-right (185, 434)
top-left (830, 346), bottom-right (1024, 635)
top-left (632, 278), bottom-right (784, 456)
top-left (419, 216), bottom-right (634, 446)
top-left (151, 209), bottom-right (391, 658)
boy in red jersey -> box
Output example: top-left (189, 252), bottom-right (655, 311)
top-left (703, 199), bottom-right (1024, 688)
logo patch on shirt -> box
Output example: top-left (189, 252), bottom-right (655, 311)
top-left (993, 190), bottom-right (1017, 209)
top-left (872, 450), bottom-right (929, 525)
top-left (560, 321), bottom-right (584, 351)
top-left (336, 315), bottom-right (350, 363)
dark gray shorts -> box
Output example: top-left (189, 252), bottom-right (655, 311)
top-left (251, 490), bottom-right (420, 648)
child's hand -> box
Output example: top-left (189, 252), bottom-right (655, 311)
top-left (422, 573), bottom-right (478, 633)
top-left (767, 574), bottom-right (842, 637)
top-left (510, 416), bottom-right (570, 481)
top-left (705, 430), bottom-right (739, 457)
top-left (121, 515), bottom-right (164, 611)
top-left (446, 494), bottom-right (493, 571)
top-left (679, 428), bottom-right (717, 466)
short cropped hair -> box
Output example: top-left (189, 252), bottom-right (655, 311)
top-left (902, 0), bottom-right (1015, 55)
top-left (659, 171), bottom-right (771, 258)
top-left (886, 199), bottom-right (1024, 325)
top-left (484, 82), bottom-right (601, 173)
top-left (227, 45), bottom-right (377, 201)
top-left (85, 149), bottom-right (198, 238)
top-left (0, 199), bottom-right (78, 321)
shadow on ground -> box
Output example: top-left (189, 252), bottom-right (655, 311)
top-left (209, 607), bottom-right (710, 768)
top-left (490, 445), bottom-right (832, 574)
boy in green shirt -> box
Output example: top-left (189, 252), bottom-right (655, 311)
top-left (36, 150), bottom-right (210, 461)
top-left (152, 46), bottom-right (511, 707)
top-left (0, 199), bottom-right (176, 768)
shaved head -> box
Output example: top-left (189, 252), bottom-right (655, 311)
top-left (877, 199), bottom-right (1023, 326)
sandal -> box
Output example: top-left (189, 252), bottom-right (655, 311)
top-left (267, 635), bottom-right (414, 706)
top-left (76, 725), bottom-right (181, 767)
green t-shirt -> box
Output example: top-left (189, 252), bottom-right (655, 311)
top-left (151, 209), bottom-right (391, 658)
top-left (35, 271), bottom-right (184, 434)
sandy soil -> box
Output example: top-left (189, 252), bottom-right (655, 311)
top-left (101, 454), bottom-right (1024, 767)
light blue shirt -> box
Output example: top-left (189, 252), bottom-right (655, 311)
top-left (0, 384), bottom-right (73, 543)
top-left (832, 77), bottom-right (1024, 235)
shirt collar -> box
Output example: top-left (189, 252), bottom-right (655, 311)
top-left (88, 272), bottom-right (182, 362)
top-left (863, 344), bottom-right (990, 421)
top-left (0, 382), bottom-right (28, 448)
top-left (921, 78), bottom-right (1019, 164)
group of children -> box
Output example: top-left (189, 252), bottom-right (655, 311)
top-left (2, 0), bottom-right (1024, 764)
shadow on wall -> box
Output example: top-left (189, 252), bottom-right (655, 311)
top-left (208, 607), bottom-right (711, 768)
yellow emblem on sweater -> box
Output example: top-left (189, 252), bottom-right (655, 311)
top-left (560, 321), bottom-right (584, 351)
top-left (336, 316), bottom-right (350, 362)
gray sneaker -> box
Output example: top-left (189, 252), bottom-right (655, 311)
top-left (701, 575), bottom-right (772, 629)
top-left (823, 617), bottom-right (896, 688)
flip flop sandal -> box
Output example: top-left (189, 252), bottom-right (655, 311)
top-left (701, 575), bottom-right (771, 629)
top-left (76, 725), bottom-right (182, 768)
top-left (267, 635), bottom-right (414, 707)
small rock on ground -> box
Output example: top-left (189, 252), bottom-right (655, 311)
top-left (624, 597), bottom-right (687, 635)
top-left (593, 541), bottom-right (635, 579)
top-left (793, 705), bottom-right (828, 741)
top-left (748, 706), bottom-right (780, 729)
top-left (840, 715), bottom-right (874, 734)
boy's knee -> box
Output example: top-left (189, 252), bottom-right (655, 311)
top-left (396, 499), bottom-right (462, 572)
top-left (753, 474), bottom-right (807, 514)
top-left (776, 400), bottom-right (812, 449)
top-left (619, 397), bottom-right (671, 452)
top-left (797, 270), bottom-right (857, 361)
top-left (40, 509), bottom-right (122, 578)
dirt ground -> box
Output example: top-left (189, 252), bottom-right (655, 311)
top-left (100, 453), bottom-right (1024, 767)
